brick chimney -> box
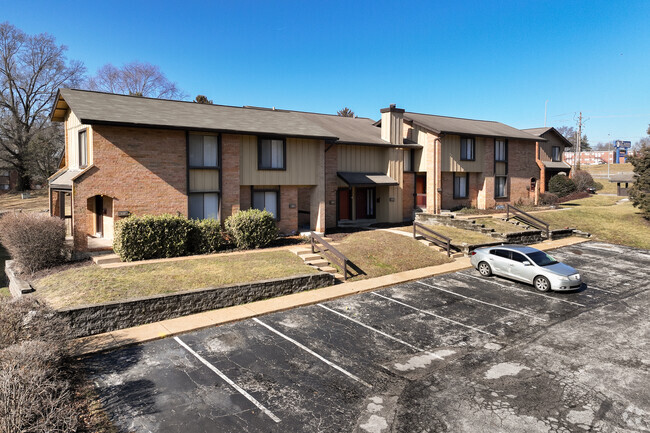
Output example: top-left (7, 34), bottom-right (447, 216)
top-left (380, 104), bottom-right (404, 145)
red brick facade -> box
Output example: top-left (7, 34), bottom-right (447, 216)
top-left (402, 172), bottom-right (415, 220)
top-left (278, 186), bottom-right (298, 234)
top-left (221, 134), bottom-right (241, 220)
top-left (324, 145), bottom-right (338, 230)
top-left (72, 126), bottom-right (187, 250)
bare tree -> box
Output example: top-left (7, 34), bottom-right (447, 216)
top-left (337, 107), bottom-right (355, 117)
top-left (194, 94), bottom-right (213, 104)
top-left (87, 61), bottom-right (186, 99)
top-left (556, 125), bottom-right (590, 150)
top-left (0, 22), bottom-right (85, 190)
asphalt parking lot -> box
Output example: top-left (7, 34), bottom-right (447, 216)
top-left (85, 241), bottom-right (650, 433)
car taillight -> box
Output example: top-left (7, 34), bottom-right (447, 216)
top-left (470, 251), bottom-right (476, 255)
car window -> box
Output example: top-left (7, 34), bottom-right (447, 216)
top-left (527, 251), bottom-right (558, 267)
top-left (511, 252), bottom-right (528, 263)
top-left (490, 249), bottom-right (511, 259)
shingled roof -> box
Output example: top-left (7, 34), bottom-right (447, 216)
top-left (522, 127), bottom-right (573, 147)
top-left (402, 112), bottom-right (545, 141)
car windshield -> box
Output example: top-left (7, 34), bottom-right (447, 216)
top-left (527, 251), bottom-right (558, 266)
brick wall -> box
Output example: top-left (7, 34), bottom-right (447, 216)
top-left (278, 185), bottom-right (298, 234)
top-left (73, 126), bottom-right (187, 250)
top-left (402, 172), bottom-right (415, 220)
top-left (440, 172), bottom-right (480, 210)
top-left (506, 140), bottom-right (538, 206)
top-left (221, 134), bottom-right (241, 220)
top-left (240, 186), bottom-right (251, 210)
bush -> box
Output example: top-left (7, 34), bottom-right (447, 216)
top-left (114, 214), bottom-right (195, 261)
top-left (190, 218), bottom-right (230, 254)
top-left (0, 212), bottom-right (66, 274)
top-left (539, 192), bottom-right (559, 206)
top-left (593, 181), bottom-right (604, 191)
top-left (572, 170), bottom-right (598, 192)
top-left (558, 191), bottom-right (591, 203)
top-left (549, 174), bottom-right (577, 198)
top-left (0, 297), bottom-right (78, 433)
top-left (225, 209), bottom-right (278, 249)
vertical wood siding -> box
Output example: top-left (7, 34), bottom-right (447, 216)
top-left (65, 110), bottom-right (92, 169)
top-left (336, 145), bottom-right (388, 172)
top-left (440, 135), bottom-right (485, 172)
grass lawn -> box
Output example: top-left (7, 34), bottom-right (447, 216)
top-left (531, 197), bottom-right (650, 249)
top-left (32, 250), bottom-right (317, 308)
top-left (0, 189), bottom-right (49, 212)
top-left (583, 162), bottom-right (633, 176)
top-left (478, 217), bottom-right (533, 234)
top-left (333, 231), bottom-right (452, 281)
top-left (0, 287), bottom-right (10, 298)
top-left (596, 181), bottom-right (618, 194)
top-left (397, 223), bottom-right (496, 244)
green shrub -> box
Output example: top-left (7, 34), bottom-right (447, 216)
top-left (549, 174), bottom-right (577, 198)
top-left (0, 212), bottom-right (67, 274)
top-left (225, 209), bottom-right (278, 249)
top-left (191, 218), bottom-right (230, 254)
top-left (113, 214), bottom-right (195, 261)
top-left (539, 192), bottom-right (559, 206)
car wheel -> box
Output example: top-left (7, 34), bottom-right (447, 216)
top-left (534, 276), bottom-right (551, 292)
top-left (478, 261), bottom-right (492, 277)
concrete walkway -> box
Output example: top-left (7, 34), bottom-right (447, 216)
top-left (72, 236), bottom-right (590, 357)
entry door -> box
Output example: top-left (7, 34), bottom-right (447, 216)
top-left (415, 175), bottom-right (426, 208)
top-left (356, 187), bottom-right (376, 219)
top-left (95, 195), bottom-right (103, 237)
top-left (338, 189), bottom-right (351, 220)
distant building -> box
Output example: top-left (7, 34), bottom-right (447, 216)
top-left (564, 151), bottom-right (615, 166)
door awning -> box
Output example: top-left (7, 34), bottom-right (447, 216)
top-left (337, 172), bottom-right (399, 187)
top-left (49, 169), bottom-right (80, 190)
top-left (542, 161), bottom-right (571, 169)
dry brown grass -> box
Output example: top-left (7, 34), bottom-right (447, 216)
top-left (32, 250), bottom-right (317, 308)
top-left (396, 224), bottom-right (495, 245)
top-left (582, 162), bottom-right (633, 176)
top-left (0, 189), bottom-right (49, 213)
top-left (334, 230), bottom-right (452, 281)
top-left (477, 218), bottom-right (532, 234)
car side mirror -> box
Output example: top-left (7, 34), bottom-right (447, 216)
top-left (523, 261), bottom-right (532, 266)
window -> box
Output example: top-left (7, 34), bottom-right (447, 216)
top-left (404, 149), bottom-right (414, 172)
top-left (78, 130), bottom-right (88, 168)
top-left (495, 176), bottom-right (507, 198)
top-left (490, 249), bottom-right (510, 259)
top-left (495, 139), bottom-right (507, 161)
top-left (258, 138), bottom-right (285, 170)
top-left (511, 252), bottom-right (528, 263)
top-left (189, 134), bottom-right (219, 167)
top-left (453, 173), bottom-right (469, 199)
top-left (552, 146), bottom-right (561, 162)
top-left (460, 137), bottom-right (475, 161)
top-left (253, 189), bottom-right (279, 219)
top-left (189, 192), bottom-right (219, 220)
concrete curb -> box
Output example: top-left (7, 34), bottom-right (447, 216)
top-left (71, 236), bottom-right (591, 357)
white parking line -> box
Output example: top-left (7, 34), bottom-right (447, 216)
top-left (174, 336), bottom-right (281, 423)
top-left (370, 292), bottom-right (495, 336)
top-left (458, 273), bottom-right (586, 307)
top-left (252, 318), bottom-right (372, 388)
top-left (416, 281), bottom-right (548, 321)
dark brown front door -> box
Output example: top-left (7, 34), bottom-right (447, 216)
top-left (338, 189), bottom-right (351, 220)
top-left (355, 187), bottom-right (375, 219)
top-left (416, 175), bottom-right (426, 207)
top-left (95, 195), bottom-right (103, 237)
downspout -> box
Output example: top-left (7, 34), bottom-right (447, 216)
top-left (535, 141), bottom-right (546, 193)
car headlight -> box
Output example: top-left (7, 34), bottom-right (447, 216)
top-left (569, 273), bottom-right (581, 280)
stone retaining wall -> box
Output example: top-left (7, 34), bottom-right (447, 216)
top-left (58, 272), bottom-right (334, 338)
top-left (5, 260), bottom-right (33, 298)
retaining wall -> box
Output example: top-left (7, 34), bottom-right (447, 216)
top-left (58, 272), bottom-right (334, 338)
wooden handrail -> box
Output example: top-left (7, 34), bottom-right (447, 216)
top-left (310, 232), bottom-right (351, 281)
top-left (413, 222), bottom-right (451, 257)
top-left (506, 204), bottom-right (550, 238)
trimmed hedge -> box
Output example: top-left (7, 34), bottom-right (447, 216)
top-left (549, 174), bottom-right (577, 198)
top-left (225, 209), bottom-right (278, 249)
top-left (192, 218), bottom-right (229, 254)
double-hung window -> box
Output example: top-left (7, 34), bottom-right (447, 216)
top-left (495, 176), bottom-right (507, 198)
top-left (404, 149), bottom-right (414, 172)
top-left (252, 189), bottom-right (279, 219)
top-left (188, 134), bottom-right (220, 220)
top-left (258, 138), bottom-right (285, 170)
top-left (495, 139), bottom-right (507, 162)
top-left (552, 146), bottom-right (561, 162)
top-left (460, 137), bottom-right (475, 161)
top-left (78, 130), bottom-right (88, 168)
top-left (453, 173), bottom-right (469, 199)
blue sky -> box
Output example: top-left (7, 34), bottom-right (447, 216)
top-left (6, 0), bottom-right (650, 143)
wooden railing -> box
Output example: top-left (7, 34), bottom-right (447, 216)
top-left (413, 222), bottom-right (452, 257)
top-left (506, 204), bottom-right (550, 238)
top-left (310, 232), bottom-right (351, 281)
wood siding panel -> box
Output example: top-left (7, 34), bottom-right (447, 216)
top-left (337, 145), bottom-right (388, 173)
top-left (240, 136), bottom-right (320, 186)
top-left (441, 135), bottom-right (485, 172)
top-left (538, 133), bottom-right (567, 162)
top-left (65, 110), bottom-right (92, 169)
top-left (189, 169), bottom-right (220, 192)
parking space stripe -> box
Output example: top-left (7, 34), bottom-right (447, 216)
top-left (370, 292), bottom-right (495, 336)
top-left (174, 336), bottom-right (281, 423)
top-left (416, 281), bottom-right (548, 321)
top-left (252, 318), bottom-right (372, 388)
top-left (458, 273), bottom-right (587, 307)
top-left (317, 303), bottom-right (435, 354)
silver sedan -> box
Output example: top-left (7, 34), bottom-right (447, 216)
top-left (469, 245), bottom-right (582, 292)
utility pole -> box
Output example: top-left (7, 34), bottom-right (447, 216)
top-left (576, 112), bottom-right (582, 171)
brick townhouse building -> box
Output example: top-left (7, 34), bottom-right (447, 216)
top-left (48, 89), bottom-right (546, 251)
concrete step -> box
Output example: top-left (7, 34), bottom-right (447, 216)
top-left (321, 237), bottom-right (333, 242)
top-left (451, 252), bottom-right (465, 258)
top-left (319, 266), bottom-right (338, 274)
top-left (294, 249), bottom-right (314, 256)
top-left (419, 239), bottom-right (433, 247)
top-left (333, 273), bottom-right (345, 281)
top-left (92, 254), bottom-right (121, 265)
top-left (305, 259), bottom-right (329, 267)
top-left (300, 254), bottom-right (322, 261)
